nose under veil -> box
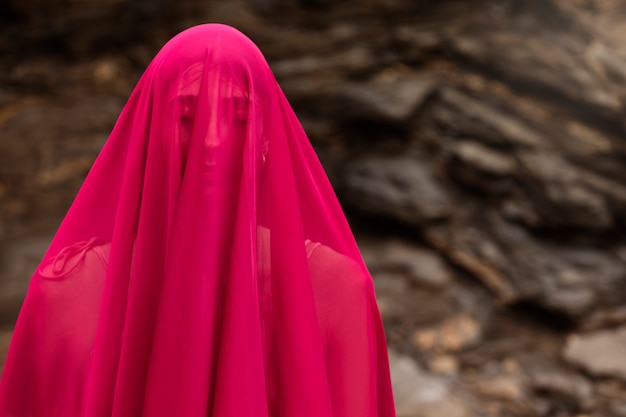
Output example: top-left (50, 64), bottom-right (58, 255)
top-left (0, 24), bottom-right (396, 417)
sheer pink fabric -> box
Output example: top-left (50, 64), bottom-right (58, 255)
top-left (0, 24), bottom-right (395, 417)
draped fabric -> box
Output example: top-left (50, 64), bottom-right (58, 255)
top-left (0, 24), bottom-right (396, 417)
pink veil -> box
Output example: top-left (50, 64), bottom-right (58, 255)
top-left (0, 24), bottom-right (395, 417)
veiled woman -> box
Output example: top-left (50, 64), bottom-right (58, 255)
top-left (0, 24), bottom-right (396, 417)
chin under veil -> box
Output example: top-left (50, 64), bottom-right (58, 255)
top-left (0, 24), bottom-right (396, 417)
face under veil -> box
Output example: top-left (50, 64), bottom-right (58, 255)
top-left (0, 24), bottom-right (396, 417)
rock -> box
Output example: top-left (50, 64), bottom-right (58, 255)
top-left (528, 365), bottom-right (594, 411)
top-left (326, 76), bottom-right (436, 123)
top-left (0, 293), bottom-right (24, 329)
top-left (370, 271), bottom-right (413, 320)
top-left (427, 354), bottom-right (460, 376)
top-left (563, 326), bottom-right (626, 381)
top-left (451, 141), bottom-right (517, 177)
top-left (92, 57), bottom-right (123, 86)
top-left (344, 157), bottom-right (453, 225)
top-left (0, 235), bottom-right (51, 326)
top-left (581, 172), bottom-right (626, 221)
top-left (413, 314), bottom-right (482, 353)
top-left (471, 375), bottom-right (525, 402)
top-left (581, 306), bottom-right (626, 331)
top-left (424, 220), bottom-right (517, 303)
top-left (394, 26), bottom-right (442, 50)
top-left (435, 89), bottom-right (543, 149)
top-left (273, 45), bottom-right (377, 78)
top-left (425, 211), bottom-right (626, 318)
top-left (586, 40), bottom-right (626, 85)
top-left (611, 402), bottom-right (626, 417)
top-left (0, 329), bottom-right (12, 373)
top-left (388, 349), bottom-right (467, 417)
top-left (359, 232), bottom-right (493, 328)
top-left (447, 141), bottom-right (517, 194)
top-left (282, 75), bottom-right (436, 124)
top-left (35, 156), bottom-right (95, 187)
top-left (368, 270), bottom-right (455, 325)
top-left (0, 236), bottom-right (50, 301)
top-left (360, 239), bottom-right (452, 289)
top-left (449, 18), bottom-right (622, 114)
top-left (517, 152), bottom-right (613, 230)
top-left (0, 96), bottom-right (122, 240)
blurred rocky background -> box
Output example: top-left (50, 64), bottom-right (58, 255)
top-left (2, 0), bottom-right (626, 415)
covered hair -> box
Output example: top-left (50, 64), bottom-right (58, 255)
top-left (0, 24), bottom-right (395, 417)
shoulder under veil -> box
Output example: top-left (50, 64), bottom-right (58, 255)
top-left (0, 24), bottom-right (395, 417)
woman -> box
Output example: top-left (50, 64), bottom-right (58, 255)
top-left (0, 24), bottom-right (395, 417)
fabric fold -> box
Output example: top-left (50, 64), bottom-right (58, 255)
top-left (0, 23), bottom-right (396, 417)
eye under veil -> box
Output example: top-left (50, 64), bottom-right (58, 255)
top-left (0, 24), bottom-right (396, 417)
